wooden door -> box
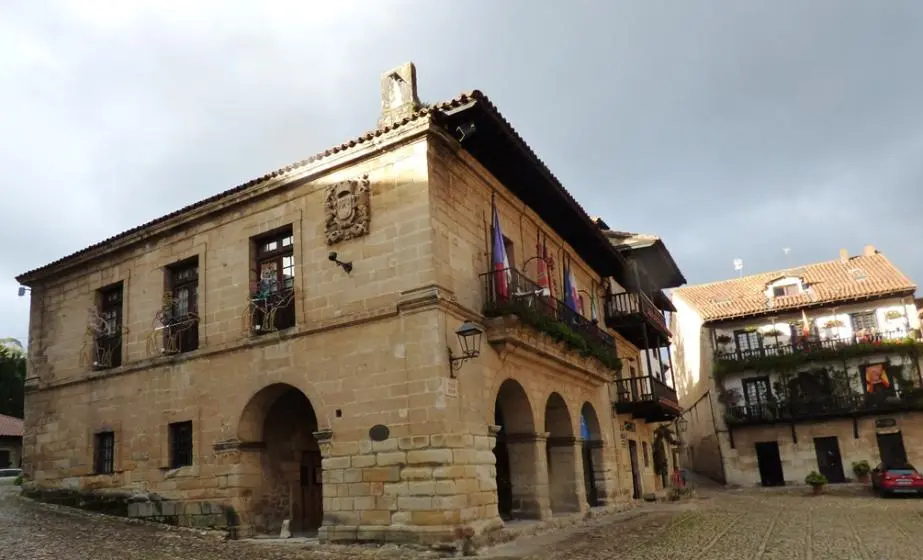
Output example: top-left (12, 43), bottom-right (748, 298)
top-left (300, 450), bottom-right (323, 532)
top-left (814, 436), bottom-right (846, 483)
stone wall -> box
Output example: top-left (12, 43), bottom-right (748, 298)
top-left (721, 411), bottom-right (923, 486)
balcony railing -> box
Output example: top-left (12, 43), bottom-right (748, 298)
top-left (245, 287), bottom-right (296, 334)
top-left (605, 292), bottom-right (670, 334)
top-left (93, 333), bottom-right (122, 369)
top-left (725, 389), bottom-right (923, 425)
top-left (613, 375), bottom-right (680, 422)
top-left (481, 267), bottom-right (619, 369)
top-left (715, 329), bottom-right (916, 364)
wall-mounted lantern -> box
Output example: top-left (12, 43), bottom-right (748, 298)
top-left (448, 320), bottom-right (483, 377)
top-left (328, 251), bottom-right (353, 275)
top-left (17, 286), bottom-right (31, 297)
top-left (675, 416), bottom-right (688, 433)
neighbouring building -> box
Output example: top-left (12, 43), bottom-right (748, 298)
top-left (672, 246), bottom-right (923, 487)
top-left (0, 414), bottom-right (23, 468)
top-left (15, 62), bottom-right (685, 544)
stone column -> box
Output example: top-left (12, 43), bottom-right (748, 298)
top-left (586, 439), bottom-right (614, 506)
top-left (505, 432), bottom-right (552, 520)
top-left (546, 436), bottom-right (587, 514)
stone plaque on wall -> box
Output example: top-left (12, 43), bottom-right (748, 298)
top-left (325, 175), bottom-right (371, 245)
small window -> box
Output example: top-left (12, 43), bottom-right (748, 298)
top-left (94, 431), bottom-right (115, 474)
top-left (851, 312), bottom-right (877, 332)
top-left (94, 283), bottom-right (124, 369)
top-left (168, 421), bottom-right (193, 468)
top-left (772, 284), bottom-right (799, 297)
top-left (642, 442), bottom-right (650, 467)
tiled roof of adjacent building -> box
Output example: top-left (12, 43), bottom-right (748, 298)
top-left (16, 88), bottom-right (617, 283)
top-left (673, 251), bottom-right (916, 323)
top-left (0, 414), bottom-right (23, 438)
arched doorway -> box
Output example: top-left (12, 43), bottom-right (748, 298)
top-left (580, 403), bottom-right (603, 507)
top-left (545, 393), bottom-right (580, 513)
top-left (493, 379), bottom-right (539, 520)
top-left (238, 383), bottom-right (323, 535)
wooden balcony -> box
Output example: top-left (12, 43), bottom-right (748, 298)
top-left (613, 375), bottom-right (681, 423)
top-left (714, 329), bottom-right (919, 374)
top-left (604, 291), bottom-right (671, 348)
top-left (725, 388), bottom-right (923, 427)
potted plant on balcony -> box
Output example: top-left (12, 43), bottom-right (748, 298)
top-left (715, 334), bottom-right (732, 348)
top-left (885, 310), bottom-right (904, 321)
top-left (824, 319), bottom-right (844, 329)
top-left (805, 471), bottom-right (828, 495)
top-left (852, 460), bottom-right (872, 484)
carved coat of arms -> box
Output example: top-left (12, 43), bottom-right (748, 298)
top-left (325, 175), bottom-right (370, 245)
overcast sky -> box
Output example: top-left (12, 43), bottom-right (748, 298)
top-left (2, 0), bottom-right (922, 346)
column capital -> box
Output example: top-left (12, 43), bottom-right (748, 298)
top-left (505, 431), bottom-right (550, 443)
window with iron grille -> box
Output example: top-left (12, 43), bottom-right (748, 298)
top-left (168, 421), bottom-right (193, 468)
top-left (851, 311), bottom-right (877, 332)
top-left (94, 431), bottom-right (115, 474)
top-left (251, 227), bottom-right (296, 332)
top-left (166, 258), bottom-right (199, 352)
top-left (95, 283), bottom-right (123, 369)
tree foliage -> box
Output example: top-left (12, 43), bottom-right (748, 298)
top-left (0, 343), bottom-right (26, 418)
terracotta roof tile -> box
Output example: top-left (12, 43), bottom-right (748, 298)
top-left (673, 253), bottom-right (916, 323)
top-left (0, 414), bottom-right (23, 437)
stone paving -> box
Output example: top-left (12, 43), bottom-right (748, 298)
top-left (3, 483), bottom-right (923, 559)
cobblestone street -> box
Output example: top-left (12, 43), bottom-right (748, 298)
top-left (3, 484), bottom-right (923, 559)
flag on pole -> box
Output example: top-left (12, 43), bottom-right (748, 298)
top-left (535, 230), bottom-right (550, 297)
top-left (491, 195), bottom-right (512, 300)
top-left (563, 258), bottom-right (580, 312)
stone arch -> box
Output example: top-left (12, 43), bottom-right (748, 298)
top-left (236, 383), bottom-right (323, 535)
top-left (493, 378), bottom-right (544, 520)
top-left (580, 402), bottom-right (604, 507)
top-left (545, 392), bottom-right (581, 513)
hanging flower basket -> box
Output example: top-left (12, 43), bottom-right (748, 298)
top-left (824, 319), bottom-right (845, 329)
top-left (885, 310), bottom-right (904, 321)
top-left (762, 329), bottom-right (784, 338)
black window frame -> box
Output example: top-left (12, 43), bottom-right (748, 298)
top-left (165, 258), bottom-right (200, 353)
top-left (95, 283), bottom-right (124, 369)
top-left (93, 431), bottom-right (115, 474)
top-left (168, 421), bottom-right (194, 469)
top-left (251, 227), bottom-right (296, 333)
top-left (734, 329), bottom-right (763, 358)
top-left (851, 311), bottom-right (878, 333)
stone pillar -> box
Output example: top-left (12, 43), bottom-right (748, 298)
top-left (505, 432), bottom-right (552, 520)
top-left (586, 439), bottom-right (613, 506)
top-left (547, 436), bottom-right (587, 514)
top-left (222, 440), bottom-right (267, 538)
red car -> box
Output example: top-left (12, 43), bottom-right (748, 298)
top-left (871, 462), bottom-right (923, 496)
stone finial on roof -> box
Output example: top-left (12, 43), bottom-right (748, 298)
top-left (378, 62), bottom-right (422, 128)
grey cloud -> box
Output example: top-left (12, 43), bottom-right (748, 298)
top-left (2, 0), bottom-right (922, 346)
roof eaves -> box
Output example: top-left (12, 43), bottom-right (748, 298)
top-left (14, 95), bottom-right (479, 285)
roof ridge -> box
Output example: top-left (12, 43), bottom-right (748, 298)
top-left (673, 253), bottom-right (899, 293)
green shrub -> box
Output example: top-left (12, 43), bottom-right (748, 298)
top-left (851, 460), bottom-right (871, 477)
top-left (805, 471), bottom-right (828, 486)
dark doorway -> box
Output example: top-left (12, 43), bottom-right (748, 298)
top-left (813, 436), bottom-right (846, 483)
top-left (494, 407), bottom-right (514, 520)
top-left (628, 440), bottom-right (642, 499)
top-left (300, 450), bottom-right (323, 532)
top-left (755, 441), bottom-right (785, 487)
top-left (582, 443), bottom-right (599, 506)
top-left (876, 431), bottom-right (908, 466)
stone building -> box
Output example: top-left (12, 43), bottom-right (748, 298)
top-left (15, 63), bottom-right (684, 543)
top-left (0, 414), bottom-right (23, 469)
top-left (672, 247), bottom-right (923, 487)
